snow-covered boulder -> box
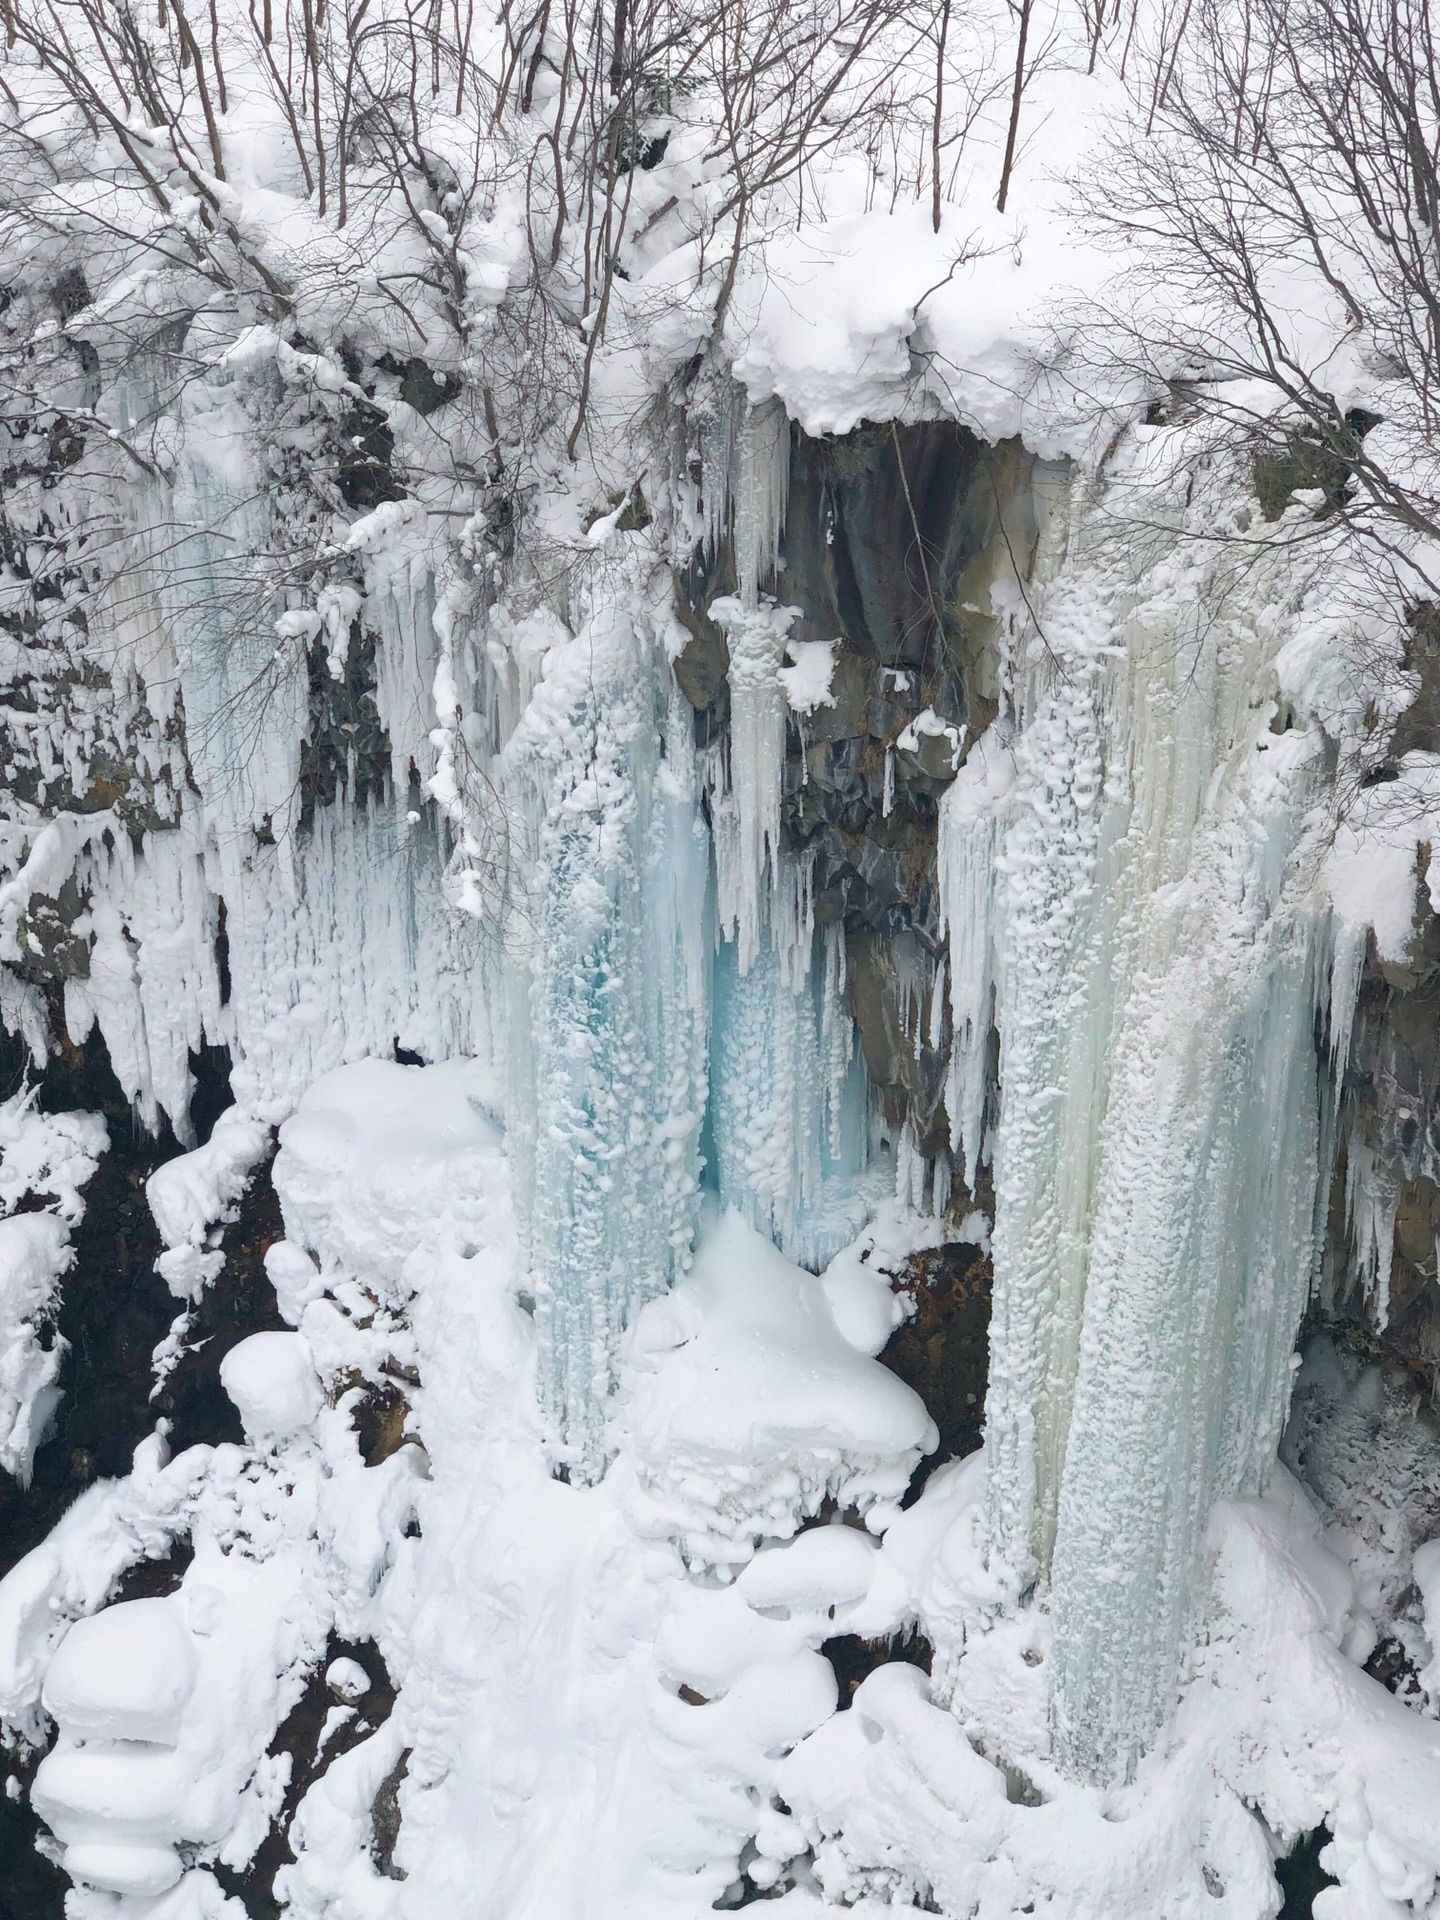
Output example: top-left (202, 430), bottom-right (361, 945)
top-left (41, 1596), bottom-right (197, 1746)
top-left (219, 1332), bottom-right (323, 1445)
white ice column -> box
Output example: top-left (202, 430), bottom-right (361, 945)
top-left (974, 446), bottom-right (1345, 1783)
top-left (938, 724), bottom-right (1014, 1189)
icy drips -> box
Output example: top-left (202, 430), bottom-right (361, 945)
top-left (708, 593), bottom-right (801, 973)
top-left (938, 723), bottom-right (1013, 1189)
top-left (705, 395), bottom-right (795, 973)
top-left (708, 929), bottom-right (872, 1272)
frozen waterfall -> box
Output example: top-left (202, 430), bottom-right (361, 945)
top-left (946, 444), bottom-right (1352, 1781)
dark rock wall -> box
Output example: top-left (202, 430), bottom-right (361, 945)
top-left (675, 419), bottom-right (1045, 1163)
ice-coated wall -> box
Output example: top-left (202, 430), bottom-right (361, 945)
top-left (0, 360), bottom-right (1406, 1798)
top-left (948, 435), bottom-right (1357, 1781)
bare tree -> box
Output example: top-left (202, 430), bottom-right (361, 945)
top-left (1075, 0), bottom-right (1440, 606)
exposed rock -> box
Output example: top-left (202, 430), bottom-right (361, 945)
top-left (370, 1745), bottom-right (409, 1881)
top-left (880, 1236), bottom-right (992, 1480)
top-left (671, 419), bottom-right (1051, 1162)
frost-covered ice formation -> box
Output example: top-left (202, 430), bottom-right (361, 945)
top-left (0, 1092), bottom-right (106, 1483)
top-left (943, 435), bottom-right (1362, 1781)
top-left (4, 0), bottom-right (1440, 1910)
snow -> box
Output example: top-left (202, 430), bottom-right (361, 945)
top-left (148, 1107), bottom-right (271, 1303)
top-left (778, 640), bottom-right (839, 716)
top-left (719, 65), bottom-right (1121, 454)
top-left (41, 1598), bottom-right (198, 1746)
top-left (0, 1092), bottom-right (107, 1223)
top-left (617, 1207), bottom-right (936, 1566)
top-left (324, 1658), bottom-right (370, 1703)
top-left (775, 1460), bottom-right (1440, 1920)
top-left (273, 1058), bottom-right (504, 1305)
top-left (1322, 753), bottom-right (1440, 983)
top-left (218, 1334), bottom-right (323, 1446)
top-left (0, 1090), bottom-right (105, 1483)
top-left (0, 1214), bottom-right (75, 1483)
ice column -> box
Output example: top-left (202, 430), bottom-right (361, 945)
top-left (938, 724), bottom-right (1014, 1189)
top-left (970, 449), bottom-right (1345, 1782)
top-left (707, 397), bottom-right (795, 972)
top-left (504, 594), bottom-right (710, 1479)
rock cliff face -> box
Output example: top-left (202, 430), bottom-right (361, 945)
top-left (677, 415), bottom-right (1440, 1419)
top-left (676, 421), bottom-right (1052, 1163)
top-left (1340, 936), bottom-right (1440, 1387)
top-left (1321, 598), bottom-right (1440, 1394)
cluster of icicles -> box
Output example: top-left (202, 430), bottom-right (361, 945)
top-left (9, 391), bottom-right (1378, 1789)
top-left (482, 403), bottom-right (1369, 1785)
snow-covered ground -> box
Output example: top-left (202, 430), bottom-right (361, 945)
top-left (4, 1064), bottom-right (1440, 1918)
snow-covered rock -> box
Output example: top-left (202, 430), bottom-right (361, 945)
top-left (42, 1597), bottom-right (198, 1746)
top-left (219, 1334), bottom-right (323, 1446)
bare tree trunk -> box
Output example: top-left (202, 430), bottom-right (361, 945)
top-left (932, 0), bottom-right (951, 232)
top-left (609, 0), bottom-right (628, 92)
top-left (997, 0), bottom-right (1034, 213)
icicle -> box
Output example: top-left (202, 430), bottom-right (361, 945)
top-left (705, 398), bottom-right (796, 972)
top-left (708, 594), bottom-right (800, 971)
top-left (345, 500), bottom-right (442, 796)
top-left (939, 725), bottom-right (1013, 1190)
top-left (932, 1150), bottom-right (952, 1219)
top-left (710, 929), bottom-right (872, 1270)
top-left (1327, 914), bottom-right (1367, 1080)
top-left (819, 925), bottom-right (853, 1162)
top-left (894, 1120), bottom-right (927, 1213)
top-left (1345, 1129), bottom-right (1399, 1329)
top-left (731, 397), bottom-right (790, 609)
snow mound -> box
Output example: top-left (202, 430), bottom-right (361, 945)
top-left (147, 1107), bottom-right (271, 1303)
top-left (619, 1207), bottom-right (935, 1565)
top-left (0, 1091), bottom-right (107, 1223)
top-left (0, 1213), bottom-right (74, 1483)
top-left (0, 1088), bottom-right (106, 1485)
top-left (219, 1334), bottom-right (323, 1445)
top-left (42, 1597), bottom-right (198, 1746)
top-left (273, 1057), bottom-right (504, 1301)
